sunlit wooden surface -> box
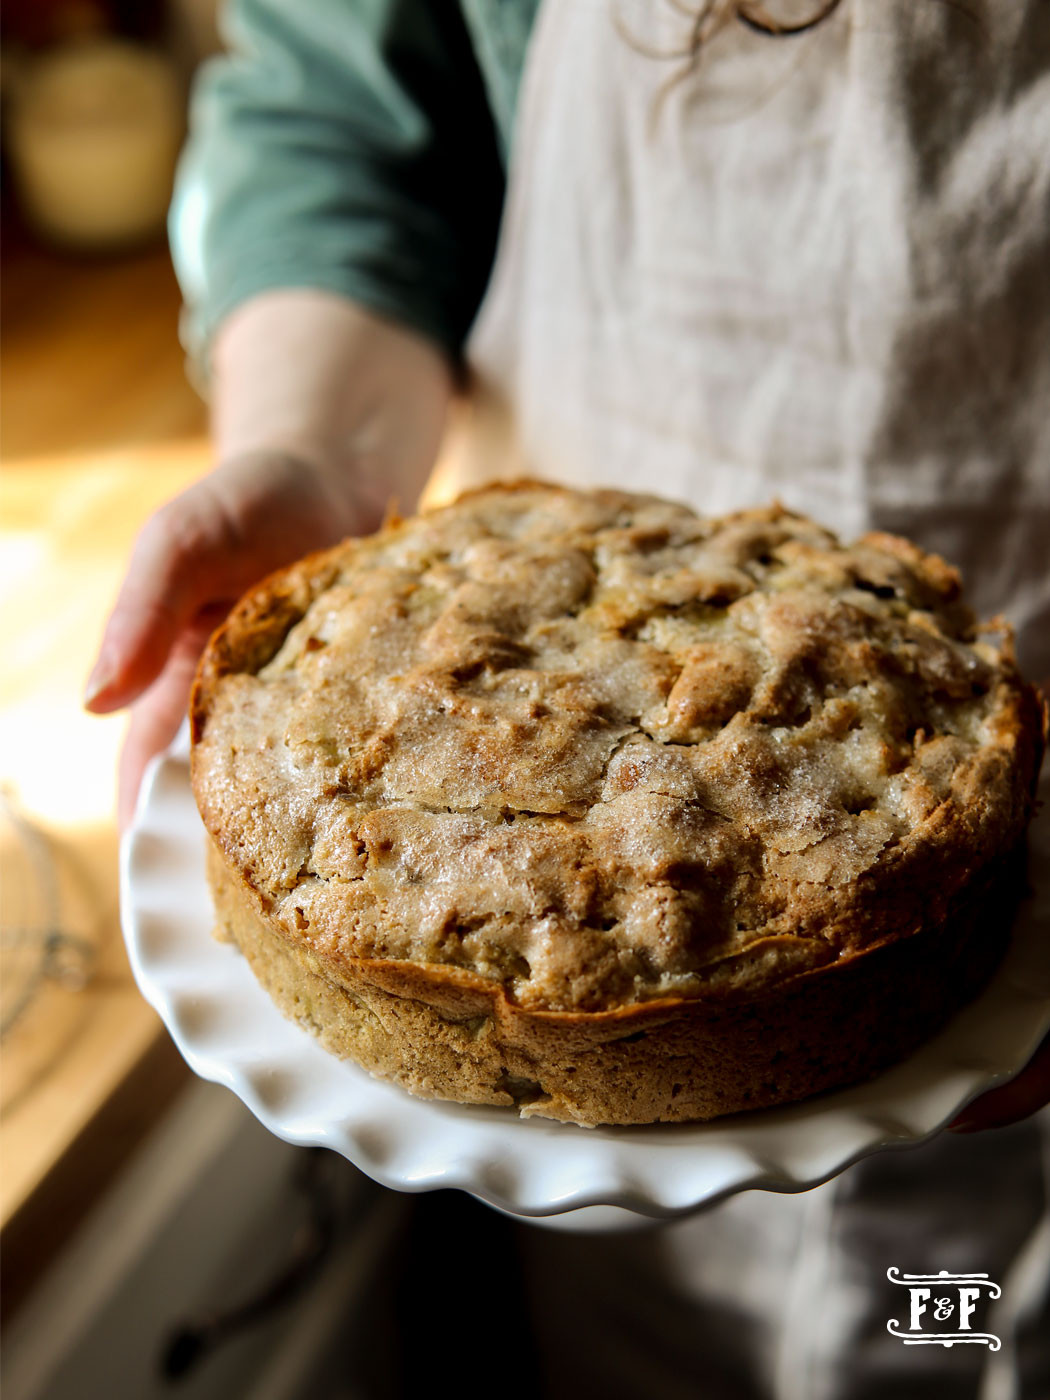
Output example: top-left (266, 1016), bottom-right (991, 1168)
top-left (1, 240), bottom-right (208, 1312)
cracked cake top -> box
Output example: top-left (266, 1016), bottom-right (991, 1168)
top-left (190, 482), bottom-right (1043, 1014)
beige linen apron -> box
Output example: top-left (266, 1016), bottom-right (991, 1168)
top-left (436, 0), bottom-right (1050, 676)
top-left (435, 2), bottom-right (1050, 1396)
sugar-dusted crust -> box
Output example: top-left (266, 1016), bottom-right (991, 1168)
top-left (190, 482), bottom-right (1046, 1125)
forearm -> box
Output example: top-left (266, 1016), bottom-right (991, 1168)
top-left (212, 288), bottom-right (453, 520)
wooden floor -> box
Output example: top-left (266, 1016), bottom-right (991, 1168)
top-left (1, 237), bottom-right (206, 1315)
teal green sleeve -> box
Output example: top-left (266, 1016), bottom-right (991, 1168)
top-left (169, 0), bottom-right (506, 370)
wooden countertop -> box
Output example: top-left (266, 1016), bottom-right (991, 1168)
top-left (1, 240), bottom-right (207, 1314)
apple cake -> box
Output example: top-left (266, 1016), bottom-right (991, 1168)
top-left (190, 482), bottom-right (1046, 1126)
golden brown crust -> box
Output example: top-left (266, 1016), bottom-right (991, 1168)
top-left (207, 838), bottom-right (1024, 1126)
top-left (191, 482), bottom-right (1046, 1125)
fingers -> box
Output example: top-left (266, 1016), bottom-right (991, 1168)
top-left (93, 449), bottom-right (386, 824)
top-left (86, 486), bottom-right (242, 713)
top-left (117, 614), bottom-right (223, 831)
top-left (85, 452), bottom-right (365, 716)
top-left (947, 1030), bottom-right (1050, 1133)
